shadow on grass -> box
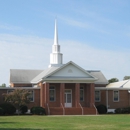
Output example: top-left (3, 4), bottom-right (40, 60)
top-left (0, 122), bottom-right (16, 124)
top-left (0, 128), bottom-right (49, 130)
top-left (0, 123), bottom-right (48, 130)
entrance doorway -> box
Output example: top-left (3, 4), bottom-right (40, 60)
top-left (65, 90), bottom-right (72, 107)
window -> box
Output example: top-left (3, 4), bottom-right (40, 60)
top-left (7, 90), bottom-right (14, 94)
top-left (80, 86), bottom-right (84, 101)
top-left (28, 90), bottom-right (34, 102)
top-left (7, 89), bottom-right (34, 102)
top-left (113, 90), bottom-right (119, 102)
top-left (95, 90), bottom-right (100, 102)
top-left (49, 86), bottom-right (55, 102)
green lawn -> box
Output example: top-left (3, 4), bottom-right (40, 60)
top-left (0, 115), bottom-right (130, 130)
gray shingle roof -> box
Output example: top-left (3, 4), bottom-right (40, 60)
top-left (10, 69), bottom-right (108, 84)
top-left (31, 67), bottom-right (60, 83)
top-left (87, 70), bottom-right (108, 84)
top-left (10, 69), bottom-right (43, 83)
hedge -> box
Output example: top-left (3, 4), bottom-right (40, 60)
top-left (115, 107), bottom-right (130, 114)
top-left (31, 106), bottom-right (46, 115)
top-left (0, 103), bottom-right (16, 115)
top-left (20, 105), bottom-right (28, 114)
top-left (96, 104), bottom-right (107, 114)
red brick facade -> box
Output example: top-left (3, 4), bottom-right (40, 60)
top-left (5, 82), bottom-right (130, 114)
top-left (95, 89), bottom-right (130, 111)
top-left (39, 83), bottom-right (96, 115)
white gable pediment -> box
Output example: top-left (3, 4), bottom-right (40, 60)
top-left (44, 61), bottom-right (96, 80)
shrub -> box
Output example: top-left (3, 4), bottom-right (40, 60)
top-left (115, 108), bottom-right (122, 114)
top-left (31, 106), bottom-right (46, 115)
top-left (0, 103), bottom-right (16, 115)
top-left (96, 104), bottom-right (107, 114)
top-left (0, 107), bottom-right (4, 115)
top-left (115, 107), bottom-right (130, 114)
top-left (20, 105), bottom-right (28, 114)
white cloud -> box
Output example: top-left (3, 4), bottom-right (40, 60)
top-left (0, 24), bottom-right (23, 30)
top-left (0, 34), bottom-right (130, 85)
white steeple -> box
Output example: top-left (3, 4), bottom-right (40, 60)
top-left (54, 19), bottom-right (58, 45)
top-left (49, 19), bottom-right (63, 68)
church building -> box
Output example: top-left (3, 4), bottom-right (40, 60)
top-left (0, 20), bottom-right (109, 115)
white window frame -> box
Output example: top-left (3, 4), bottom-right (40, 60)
top-left (113, 90), bottom-right (119, 102)
top-left (49, 86), bottom-right (56, 102)
top-left (28, 90), bottom-right (34, 102)
top-left (95, 90), bottom-right (100, 102)
top-left (80, 86), bottom-right (84, 102)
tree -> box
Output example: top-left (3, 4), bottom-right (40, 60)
top-left (3, 89), bottom-right (30, 115)
top-left (123, 76), bottom-right (130, 80)
top-left (0, 83), bottom-right (6, 87)
top-left (108, 78), bottom-right (119, 83)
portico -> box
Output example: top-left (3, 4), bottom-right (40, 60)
top-left (40, 82), bottom-right (96, 115)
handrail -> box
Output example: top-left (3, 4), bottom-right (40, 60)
top-left (47, 103), bottom-right (50, 115)
top-left (79, 103), bottom-right (83, 115)
top-left (61, 103), bottom-right (65, 115)
top-left (93, 104), bottom-right (98, 115)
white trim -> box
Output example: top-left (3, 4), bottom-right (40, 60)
top-left (61, 103), bottom-right (65, 115)
top-left (93, 104), bottom-right (98, 115)
top-left (49, 85), bottom-right (56, 102)
top-left (28, 90), bottom-right (34, 102)
top-left (80, 86), bottom-right (84, 102)
top-left (95, 87), bottom-right (130, 90)
top-left (79, 103), bottom-right (83, 115)
top-left (44, 61), bottom-right (98, 80)
top-left (65, 89), bottom-right (72, 107)
top-left (113, 90), bottom-right (119, 102)
top-left (42, 80), bottom-right (95, 84)
top-left (95, 90), bottom-right (101, 102)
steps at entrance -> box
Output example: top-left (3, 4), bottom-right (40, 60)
top-left (48, 107), bottom-right (97, 115)
top-left (49, 107), bottom-right (63, 115)
top-left (83, 107), bottom-right (97, 115)
top-left (65, 108), bottom-right (82, 115)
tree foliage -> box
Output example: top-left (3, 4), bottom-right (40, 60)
top-left (108, 78), bottom-right (119, 83)
top-left (0, 83), bottom-right (6, 87)
top-left (3, 89), bottom-right (30, 114)
top-left (123, 76), bottom-right (130, 80)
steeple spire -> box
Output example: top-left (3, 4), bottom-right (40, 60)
top-left (48, 19), bottom-right (63, 68)
top-left (54, 19), bottom-right (58, 45)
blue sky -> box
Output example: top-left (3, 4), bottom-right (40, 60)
top-left (0, 0), bottom-right (130, 85)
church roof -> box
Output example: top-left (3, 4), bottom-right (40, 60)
top-left (10, 61), bottom-right (108, 84)
top-left (31, 67), bottom-right (60, 83)
top-left (87, 70), bottom-right (108, 84)
top-left (10, 69), bottom-right (43, 83)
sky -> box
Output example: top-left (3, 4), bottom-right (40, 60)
top-left (0, 0), bottom-right (130, 86)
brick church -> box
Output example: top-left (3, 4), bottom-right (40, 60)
top-left (0, 20), bottom-right (111, 115)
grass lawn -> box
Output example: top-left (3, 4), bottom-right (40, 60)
top-left (0, 115), bottom-right (130, 130)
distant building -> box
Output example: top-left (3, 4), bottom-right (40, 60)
top-left (0, 20), bottom-right (111, 115)
top-left (96, 80), bottom-right (130, 113)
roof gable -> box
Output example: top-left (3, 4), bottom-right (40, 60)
top-left (44, 61), bottom-right (97, 80)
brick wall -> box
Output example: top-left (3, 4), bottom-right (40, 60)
top-left (95, 89), bottom-right (130, 109)
top-left (108, 90), bottom-right (129, 109)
